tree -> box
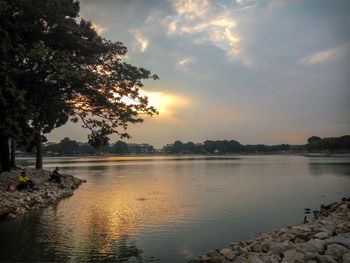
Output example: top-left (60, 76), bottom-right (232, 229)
top-left (59, 137), bottom-right (80, 155)
top-left (112, 141), bottom-right (128, 155)
top-left (307, 136), bottom-right (322, 145)
top-left (0, 0), bottom-right (158, 169)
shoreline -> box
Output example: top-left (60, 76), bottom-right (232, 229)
top-left (190, 199), bottom-right (350, 263)
top-left (0, 168), bottom-right (85, 219)
top-left (15, 153), bottom-right (350, 159)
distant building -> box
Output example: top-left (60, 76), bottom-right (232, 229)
top-left (162, 143), bottom-right (174, 153)
top-left (127, 143), bottom-right (155, 154)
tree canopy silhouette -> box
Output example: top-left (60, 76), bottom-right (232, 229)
top-left (0, 0), bottom-right (158, 170)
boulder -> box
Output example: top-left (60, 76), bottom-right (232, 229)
top-left (342, 253), bottom-right (350, 263)
top-left (326, 236), bottom-right (350, 249)
top-left (220, 248), bottom-right (239, 260)
top-left (314, 231), bottom-right (329, 239)
top-left (315, 255), bottom-right (337, 263)
top-left (282, 248), bottom-right (304, 262)
top-left (300, 239), bottom-right (325, 254)
top-left (248, 255), bottom-right (265, 263)
top-left (325, 243), bottom-right (348, 259)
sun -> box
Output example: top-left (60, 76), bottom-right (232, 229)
top-left (121, 89), bottom-right (191, 119)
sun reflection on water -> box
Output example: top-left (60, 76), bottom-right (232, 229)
top-left (51, 169), bottom-right (193, 260)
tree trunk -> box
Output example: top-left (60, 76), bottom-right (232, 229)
top-left (10, 139), bottom-right (16, 168)
top-left (0, 137), bottom-right (11, 172)
top-left (35, 131), bottom-right (43, 169)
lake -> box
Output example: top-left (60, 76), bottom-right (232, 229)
top-left (1, 155), bottom-right (350, 262)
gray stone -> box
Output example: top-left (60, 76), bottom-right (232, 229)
top-left (326, 236), bottom-right (350, 249)
top-left (325, 243), bottom-right (348, 259)
top-left (294, 237), bottom-right (305, 244)
top-left (301, 239), bottom-right (325, 254)
top-left (248, 255), bottom-right (265, 263)
top-left (314, 231), bottom-right (329, 239)
top-left (342, 253), bottom-right (350, 263)
top-left (269, 241), bottom-right (290, 255)
top-left (304, 252), bottom-right (317, 260)
top-left (205, 249), bottom-right (220, 258)
top-left (220, 248), bottom-right (239, 260)
top-left (234, 255), bottom-right (250, 263)
top-left (282, 248), bottom-right (304, 262)
top-left (316, 255), bottom-right (337, 263)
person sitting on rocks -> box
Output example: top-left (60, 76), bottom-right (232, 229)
top-left (50, 167), bottom-right (62, 184)
top-left (16, 171), bottom-right (35, 190)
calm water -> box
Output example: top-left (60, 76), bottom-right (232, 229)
top-left (1, 155), bottom-right (350, 262)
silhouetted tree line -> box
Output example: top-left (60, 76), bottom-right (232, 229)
top-left (164, 135), bottom-right (350, 154)
top-left (43, 138), bottom-right (151, 156)
top-left (305, 135), bottom-right (350, 153)
top-left (23, 135), bottom-right (350, 157)
top-left (164, 140), bottom-right (290, 154)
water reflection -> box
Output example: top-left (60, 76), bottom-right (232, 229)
top-left (308, 162), bottom-right (350, 177)
top-left (2, 155), bottom-right (350, 262)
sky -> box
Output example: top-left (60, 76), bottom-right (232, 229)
top-left (48, 0), bottom-right (350, 147)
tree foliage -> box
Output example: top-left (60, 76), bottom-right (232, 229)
top-left (0, 0), bottom-right (158, 170)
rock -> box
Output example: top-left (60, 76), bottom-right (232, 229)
top-left (0, 168), bottom-right (85, 219)
top-left (269, 242), bottom-right (285, 255)
top-left (326, 236), bottom-right (350, 249)
top-left (205, 249), bottom-right (220, 258)
top-left (220, 248), bottom-right (239, 260)
top-left (189, 198), bottom-right (350, 263)
top-left (325, 243), bottom-right (348, 259)
top-left (314, 231), bottom-right (329, 239)
top-left (282, 248), bottom-right (304, 262)
top-left (343, 253), bottom-right (350, 263)
top-left (316, 255), bottom-right (337, 263)
top-left (304, 252), bottom-right (317, 261)
top-left (248, 255), bottom-right (265, 263)
top-left (234, 255), bottom-right (250, 263)
top-left (300, 239), bottom-right (325, 254)
top-left (294, 237), bottom-right (305, 244)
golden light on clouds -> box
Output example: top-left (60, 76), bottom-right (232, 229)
top-left (168, 20), bottom-right (177, 34)
top-left (91, 23), bottom-right (108, 35)
top-left (135, 33), bottom-right (149, 53)
top-left (120, 89), bottom-right (192, 120)
top-left (173, 0), bottom-right (209, 19)
top-left (169, 0), bottom-right (243, 60)
top-left (141, 90), bottom-right (192, 119)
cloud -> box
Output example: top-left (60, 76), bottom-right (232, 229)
top-left (173, 0), bottom-right (209, 20)
top-left (176, 57), bottom-right (194, 69)
top-left (299, 44), bottom-right (349, 65)
top-left (91, 23), bottom-right (108, 35)
top-left (168, 0), bottom-right (244, 61)
top-left (233, 0), bottom-right (260, 12)
top-left (133, 32), bottom-right (149, 53)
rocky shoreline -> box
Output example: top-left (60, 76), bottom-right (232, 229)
top-left (190, 199), bottom-right (350, 263)
top-left (0, 168), bottom-right (85, 219)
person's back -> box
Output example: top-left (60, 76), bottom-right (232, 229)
top-left (51, 167), bottom-right (61, 183)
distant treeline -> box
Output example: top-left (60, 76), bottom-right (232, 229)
top-left (164, 135), bottom-right (350, 154)
top-left (42, 138), bottom-right (154, 156)
top-left (26, 135), bottom-right (350, 156)
top-left (304, 135), bottom-right (350, 153)
top-left (163, 140), bottom-right (290, 154)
